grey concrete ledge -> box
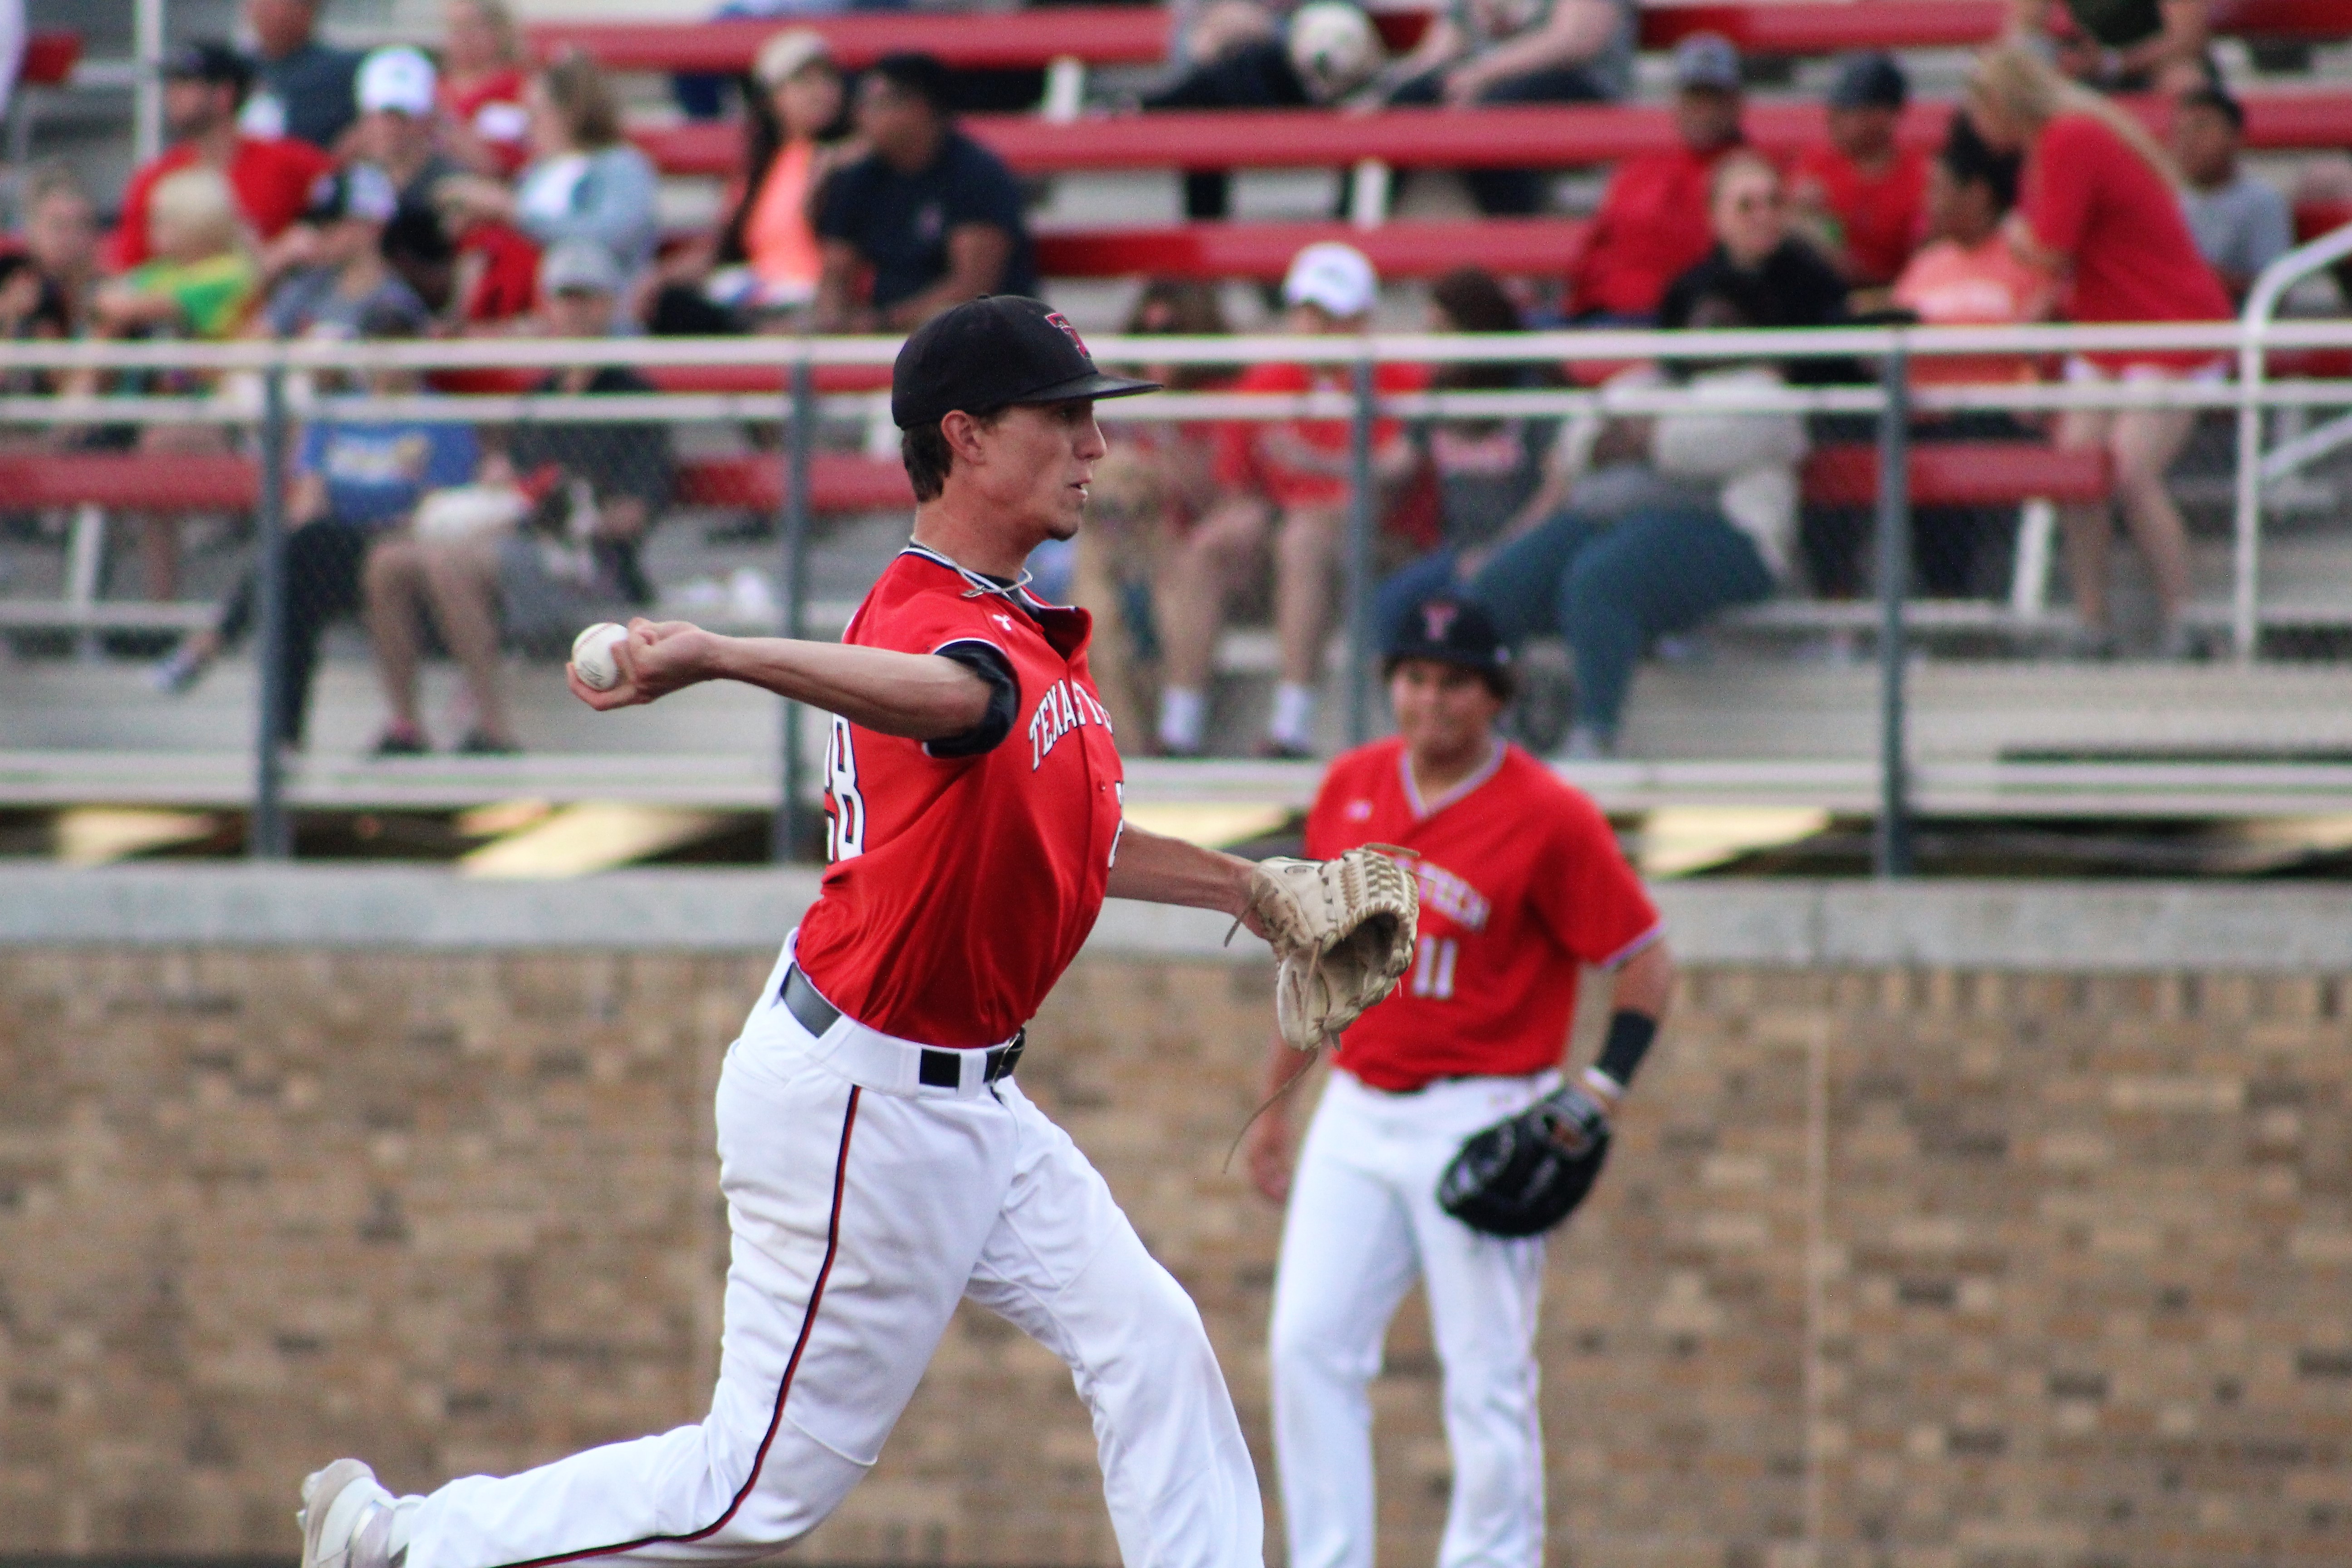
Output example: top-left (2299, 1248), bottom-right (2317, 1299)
top-left (2, 864), bottom-right (2349, 970)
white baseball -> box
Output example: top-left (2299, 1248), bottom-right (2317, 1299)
top-left (571, 622), bottom-right (629, 691)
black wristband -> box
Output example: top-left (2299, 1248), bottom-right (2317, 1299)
top-left (1593, 1010), bottom-right (1657, 1089)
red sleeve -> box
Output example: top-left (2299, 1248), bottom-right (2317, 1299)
top-left (105, 162), bottom-right (162, 272)
top-left (1566, 169), bottom-right (1626, 306)
top-left (2021, 115), bottom-right (2099, 261)
top-left (1532, 784), bottom-right (1660, 967)
top-left (265, 141), bottom-right (337, 236)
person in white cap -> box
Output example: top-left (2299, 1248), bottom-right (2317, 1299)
top-left (1155, 241), bottom-right (1426, 758)
top-left (351, 46), bottom-right (462, 226)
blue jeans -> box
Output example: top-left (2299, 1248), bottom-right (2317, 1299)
top-left (1464, 506), bottom-right (1775, 740)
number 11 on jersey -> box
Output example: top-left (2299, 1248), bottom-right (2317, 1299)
top-left (1408, 936), bottom-right (1457, 999)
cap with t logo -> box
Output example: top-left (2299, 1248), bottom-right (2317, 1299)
top-left (1383, 595), bottom-right (1513, 688)
top-left (891, 295), bottom-right (1161, 431)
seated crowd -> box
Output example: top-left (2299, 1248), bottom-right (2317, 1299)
top-left (0, 0), bottom-right (2309, 760)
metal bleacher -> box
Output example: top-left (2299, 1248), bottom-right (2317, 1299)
top-left (6, 3), bottom-right (2352, 836)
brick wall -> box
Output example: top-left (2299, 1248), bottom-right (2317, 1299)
top-left (2, 944), bottom-right (2349, 1568)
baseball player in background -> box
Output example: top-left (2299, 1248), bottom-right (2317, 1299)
top-left (293, 297), bottom-right (1396, 1568)
top-left (1245, 597), bottom-right (1676, 1568)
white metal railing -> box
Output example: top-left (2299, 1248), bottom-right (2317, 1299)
top-left (2236, 221), bottom-right (2352, 659)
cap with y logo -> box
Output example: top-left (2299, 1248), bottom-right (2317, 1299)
top-left (891, 295), bottom-right (1161, 431)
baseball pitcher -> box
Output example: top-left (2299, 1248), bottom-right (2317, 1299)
top-left (294, 299), bottom-right (1417, 1568)
top-left (1245, 597), bottom-right (1676, 1568)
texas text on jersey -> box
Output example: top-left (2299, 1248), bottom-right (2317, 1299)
top-left (795, 544), bottom-right (1126, 1049)
top-left (1303, 736), bottom-right (1662, 1090)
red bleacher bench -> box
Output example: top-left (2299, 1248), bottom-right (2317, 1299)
top-left (0, 440), bottom-right (2110, 526)
top-left (0, 451), bottom-right (902, 519)
top-left (535, 1), bottom-right (2348, 76)
top-left (19, 31), bottom-right (81, 88)
top-left (1036, 217), bottom-right (1589, 279)
top-left (1803, 442), bottom-right (2111, 510)
top-left (529, 10), bottom-right (1166, 72)
top-left (0, 452), bottom-right (261, 512)
top-left (635, 90), bottom-right (2352, 180)
top-left (672, 452), bottom-right (913, 513)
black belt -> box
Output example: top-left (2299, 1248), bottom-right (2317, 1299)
top-left (782, 964), bottom-right (1024, 1088)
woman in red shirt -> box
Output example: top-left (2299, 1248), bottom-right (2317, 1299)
top-left (1967, 44), bottom-right (2230, 656)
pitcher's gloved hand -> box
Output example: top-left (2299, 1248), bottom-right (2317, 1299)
top-left (1436, 1080), bottom-right (1614, 1238)
top-left (1237, 848), bottom-right (1419, 1052)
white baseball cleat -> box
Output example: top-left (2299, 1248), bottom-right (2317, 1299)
top-left (297, 1459), bottom-right (399, 1568)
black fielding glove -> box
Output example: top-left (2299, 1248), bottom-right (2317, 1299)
top-left (1436, 1081), bottom-right (1613, 1239)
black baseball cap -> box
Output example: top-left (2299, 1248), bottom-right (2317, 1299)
top-left (891, 295), bottom-right (1160, 431)
top-left (1384, 595), bottom-right (1514, 696)
top-left (162, 39), bottom-right (253, 93)
top-left (1828, 51), bottom-right (1907, 111)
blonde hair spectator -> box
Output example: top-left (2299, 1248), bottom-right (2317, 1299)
top-left (1966, 44), bottom-right (2177, 185)
top-left (147, 166), bottom-right (246, 258)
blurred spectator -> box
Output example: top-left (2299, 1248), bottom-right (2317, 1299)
top-left (16, 163), bottom-right (99, 333)
top-left (1658, 151), bottom-right (1850, 377)
top-left (1380, 0), bottom-right (1637, 214)
top-left (365, 241), bottom-right (671, 755)
top-left (439, 53), bottom-right (660, 284)
top-left (350, 47), bottom-right (462, 226)
top-left (92, 168), bottom-right (259, 342)
top-left (1468, 294), bottom-right (1804, 758)
top-left (1154, 243), bottom-right (1426, 759)
top-left (1142, 2), bottom-right (1366, 220)
top-left (1890, 118), bottom-right (2053, 597)
top-left (2007, 0), bottom-right (2210, 93)
top-left (1567, 33), bottom-right (1746, 323)
top-left (238, 0), bottom-right (362, 150)
top-left (153, 309), bottom-right (479, 747)
top-left (2172, 85), bottom-right (2290, 303)
top-left (437, 0), bottom-right (533, 176)
top-left (1068, 279), bottom-right (1235, 736)
top-left (1789, 52), bottom-right (1927, 294)
top-left (263, 166), bottom-right (432, 340)
top-left (1968, 44), bottom-right (2229, 655)
top-left (108, 41), bottom-right (334, 272)
top-left (815, 53), bottom-right (1036, 333)
top-left (1374, 268), bottom-right (1561, 641)
top-left (381, 205), bottom-right (462, 321)
top-left (84, 167), bottom-right (260, 604)
top-left (0, 250), bottom-right (72, 404)
top-left (648, 29), bottom-right (855, 333)
top-left (1891, 118), bottom-right (2050, 387)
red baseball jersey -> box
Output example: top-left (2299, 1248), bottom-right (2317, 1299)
top-left (1305, 737), bottom-right (1661, 1092)
top-left (794, 546), bottom-right (1126, 1048)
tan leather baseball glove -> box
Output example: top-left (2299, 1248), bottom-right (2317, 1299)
top-left (1241, 849), bottom-right (1420, 1051)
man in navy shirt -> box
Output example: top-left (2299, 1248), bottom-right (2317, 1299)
top-left (814, 52), bottom-right (1037, 332)
top-left (239, 0), bottom-right (362, 150)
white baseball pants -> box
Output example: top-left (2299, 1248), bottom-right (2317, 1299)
top-left (1269, 1068), bottom-right (1558, 1568)
top-left (404, 943), bottom-right (1264, 1568)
